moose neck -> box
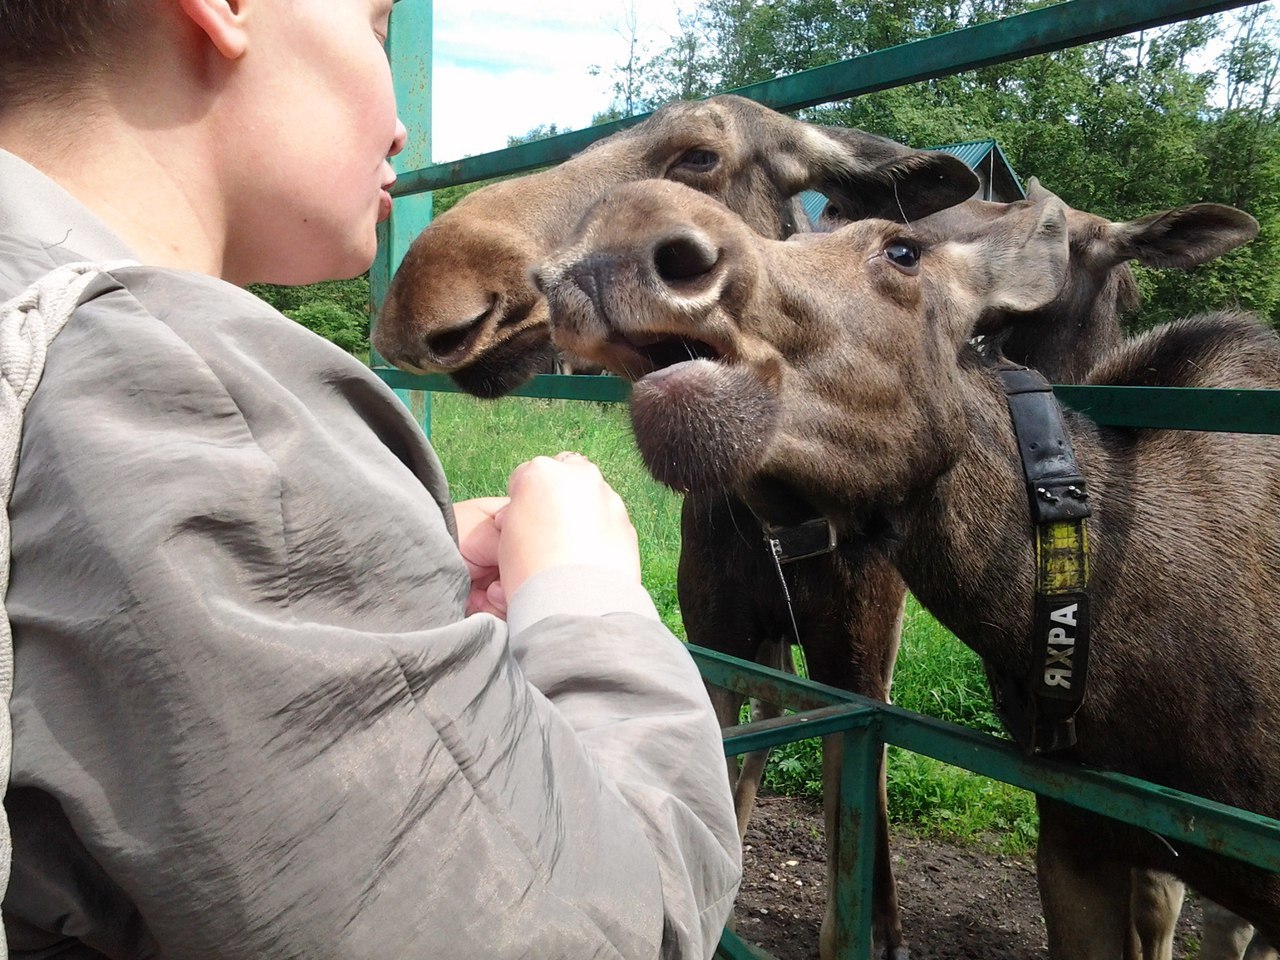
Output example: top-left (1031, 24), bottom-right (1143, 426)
top-left (883, 355), bottom-right (1079, 678)
top-left (998, 268), bottom-right (1128, 386)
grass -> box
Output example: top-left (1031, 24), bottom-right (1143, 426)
top-left (429, 391), bottom-right (1038, 852)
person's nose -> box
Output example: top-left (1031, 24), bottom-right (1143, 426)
top-left (389, 119), bottom-right (408, 159)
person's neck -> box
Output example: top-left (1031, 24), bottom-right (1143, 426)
top-left (0, 99), bottom-right (229, 280)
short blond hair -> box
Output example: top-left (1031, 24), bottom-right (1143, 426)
top-left (0, 0), bottom-right (149, 108)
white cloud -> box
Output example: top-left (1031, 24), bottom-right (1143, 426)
top-left (429, 1), bottom-right (690, 160)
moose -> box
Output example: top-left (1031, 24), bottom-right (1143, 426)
top-left (532, 171), bottom-right (1280, 958)
top-left (375, 94), bottom-right (1266, 958)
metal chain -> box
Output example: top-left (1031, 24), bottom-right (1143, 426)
top-left (766, 536), bottom-right (804, 647)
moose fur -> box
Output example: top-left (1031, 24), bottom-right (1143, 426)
top-left (534, 173), bottom-right (1280, 959)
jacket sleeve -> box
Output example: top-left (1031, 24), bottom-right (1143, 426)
top-left (507, 567), bottom-right (743, 960)
top-left (2, 271), bottom-right (740, 960)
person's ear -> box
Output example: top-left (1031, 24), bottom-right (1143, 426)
top-left (176, 0), bottom-right (248, 60)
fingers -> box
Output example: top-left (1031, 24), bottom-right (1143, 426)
top-left (499, 452), bottom-right (641, 598)
top-left (456, 454), bottom-right (643, 617)
top-left (466, 579), bottom-right (508, 619)
top-left (454, 497), bottom-right (510, 614)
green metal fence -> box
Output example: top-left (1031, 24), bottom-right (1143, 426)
top-left (372, 2), bottom-right (1280, 957)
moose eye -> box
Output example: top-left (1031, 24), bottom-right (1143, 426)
top-left (882, 239), bottom-right (921, 273)
top-left (671, 148), bottom-right (720, 174)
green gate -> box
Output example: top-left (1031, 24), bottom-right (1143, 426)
top-left (371, 3), bottom-right (1280, 957)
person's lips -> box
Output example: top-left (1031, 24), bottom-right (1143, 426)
top-left (378, 188), bottom-right (393, 223)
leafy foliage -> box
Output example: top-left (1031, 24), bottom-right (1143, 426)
top-left (284, 302), bottom-right (369, 355)
top-left (250, 277), bottom-right (371, 356)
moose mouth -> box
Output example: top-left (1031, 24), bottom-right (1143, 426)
top-left (599, 329), bottom-right (726, 381)
top-left (620, 335), bottom-right (777, 494)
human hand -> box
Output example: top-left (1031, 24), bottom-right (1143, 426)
top-left (496, 452), bottom-right (642, 601)
top-left (453, 497), bottom-right (510, 617)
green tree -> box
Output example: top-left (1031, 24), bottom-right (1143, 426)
top-left (285, 301), bottom-right (370, 355)
top-left (251, 276), bottom-right (372, 355)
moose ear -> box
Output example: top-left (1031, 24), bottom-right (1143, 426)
top-left (950, 196), bottom-right (1070, 337)
top-left (824, 152), bottom-right (980, 223)
top-left (1023, 176), bottom-right (1059, 204)
top-left (1103, 204), bottom-right (1259, 269)
top-left (800, 125), bottom-right (979, 223)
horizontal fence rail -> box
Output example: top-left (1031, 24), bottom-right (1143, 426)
top-left (696, 646), bottom-right (1280, 876)
top-left (376, 369), bottom-right (632, 403)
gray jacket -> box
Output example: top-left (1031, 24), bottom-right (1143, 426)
top-left (0, 149), bottom-right (740, 960)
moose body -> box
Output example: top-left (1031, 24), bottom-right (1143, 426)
top-left (535, 176), bottom-right (1280, 957)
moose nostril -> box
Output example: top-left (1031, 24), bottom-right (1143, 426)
top-left (653, 234), bottom-right (720, 284)
top-left (422, 299), bottom-right (495, 363)
top-left (426, 326), bottom-right (473, 362)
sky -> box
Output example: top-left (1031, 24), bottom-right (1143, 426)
top-left (430, 1), bottom-right (691, 161)
top-left (424, 2), bottom-right (1266, 163)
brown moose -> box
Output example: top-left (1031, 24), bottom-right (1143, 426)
top-left (533, 172), bottom-right (1279, 959)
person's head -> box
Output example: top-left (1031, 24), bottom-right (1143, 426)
top-left (0, 0), bottom-right (407, 286)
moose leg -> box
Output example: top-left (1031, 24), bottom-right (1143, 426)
top-left (1246, 934), bottom-right (1280, 960)
top-left (735, 640), bottom-right (792, 839)
top-left (1201, 897), bottom-right (1271, 960)
top-left (871, 750), bottom-right (906, 960)
top-left (706, 683), bottom-right (758, 839)
top-left (707, 638), bottom-right (793, 841)
top-left (1201, 899), bottom-right (1256, 960)
top-left (1038, 803), bottom-right (1131, 959)
top-left (1126, 870), bottom-right (1184, 960)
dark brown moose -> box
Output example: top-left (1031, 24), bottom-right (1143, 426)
top-left (534, 172), bottom-right (1279, 960)
top-left (832, 180), bottom-right (1267, 959)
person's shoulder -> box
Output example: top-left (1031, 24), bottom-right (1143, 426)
top-left (0, 232), bottom-right (105, 297)
top-left (0, 232), bottom-right (286, 332)
top-left (115, 266), bottom-right (372, 380)
top-left (115, 264), bottom-right (286, 324)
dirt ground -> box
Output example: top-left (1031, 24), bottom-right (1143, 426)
top-left (733, 794), bottom-right (1207, 960)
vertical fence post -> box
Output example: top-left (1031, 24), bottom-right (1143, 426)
top-left (831, 721), bottom-right (881, 960)
top-left (370, 0), bottom-right (434, 436)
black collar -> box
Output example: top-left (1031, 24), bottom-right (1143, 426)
top-left (759, 515), bottom-right (838, 564)
top-left (997, 364), bottom-right (1093, 754)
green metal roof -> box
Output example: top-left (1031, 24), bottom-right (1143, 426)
top-left (934, 137), bottom-right (999, 168)
top-left (930, 137), bottom-right (1026, 197)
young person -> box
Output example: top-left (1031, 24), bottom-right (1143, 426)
top-left (0, 1), bottom-right (740, 957)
